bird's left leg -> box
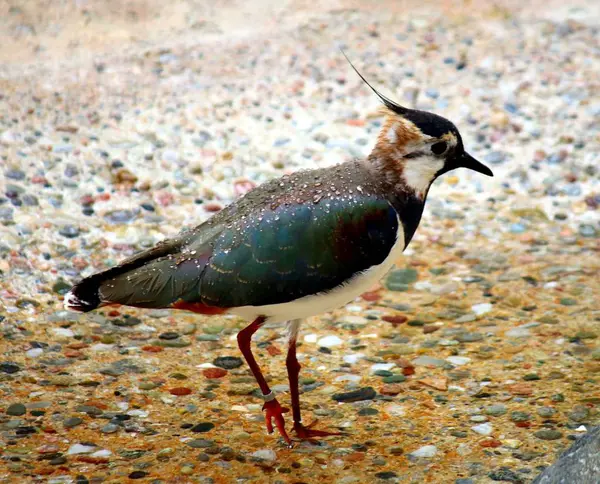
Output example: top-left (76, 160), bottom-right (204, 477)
top-left (238, 316), bottom-right (291, 446)
top-left (286, 319), bottom-right (341, 442)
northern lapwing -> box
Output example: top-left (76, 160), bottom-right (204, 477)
top-left (65, 59), bottom-right (493, 446)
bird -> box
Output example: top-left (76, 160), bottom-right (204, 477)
top-left (64, 58), bottom-right (493, 447)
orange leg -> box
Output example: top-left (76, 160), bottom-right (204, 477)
top-left (237, 316), bottom-right (291, 446)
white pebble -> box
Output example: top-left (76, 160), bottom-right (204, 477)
top-left (345, 305), bottom-right (363, 312)
top-left (67, 444), bottom-right (96, 455)
top-left (506, 326), bottom-right (531, 338)
top-left (446, 356), bottom-right (471, 366)
top-left (91, 449), bottom-right (112, 458)
top-left (90, 343), bottom-right (115, 352)
top-left (335, 375), bottom-right (361, 383)
top-left (127, 409), bottom-right (148, 418)
top-left (471, 423), bottom-right (493, 435)
top-left (303, 333), bottom-right (318, 343)
top-left (383, 404), bottom-right (405, 416)
top-left (343, 353), bottom-right (364, 364)
top-left (471, 303), bottom-right (492, 315)
top-left (231, 405), bottom-right (249, 412)
top-left (251, 449), bottom-right (277, 462)
top-left (409, 445), bottom-right (438, 458)
top-left (26, 348), bottom-right (43, 358)
top-left (317, 335), bottom-right (343, 347)
top-left (51, 327), bottom-right (74, 338)
top-left (370, 363), bottom-right (395, 373)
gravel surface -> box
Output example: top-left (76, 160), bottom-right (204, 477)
top-left (0, 0), bottom-right (599, 482)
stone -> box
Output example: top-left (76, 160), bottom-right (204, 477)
top-left (318, 335), bottom-right (343, 347)
top-left (64, 417), bottom-right (84, 428)
top-left (533, 426), bottom-right (600, 483)
top-left (486, 404), bottom-right (508, 417)
top-left (534, 429), bottom-right (563, 441)
top-left (191, 422), bottom-right (215, 433)
top-left (412, 355), bottom-right (447, 367)
top-left (472, 423), bottom-right (493, 435)
top-left (6, 403), bottom-right (26, 416)
top-left (409, 445), bottom-right (437, 458)
top-left (213, 356), bottom-right (244, 369)
top-left (0, 362), bottom-right (21, 374)
top-left (488, 467), bottom-right (522, 482)
top-left (186, 439), bottom-right (214, 449)
top-left (251, 449), bottom-right (277, 462)
top-left (332, 387), bottom-right (376, 402)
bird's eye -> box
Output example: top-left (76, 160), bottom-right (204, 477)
top-left (431, 141), bottom-right (448, 155)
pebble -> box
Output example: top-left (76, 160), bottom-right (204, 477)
top-left (0, 362), bottom-right (21, 374)
top-left (186, 439), bottom-right (215, 449)
top-left (6, 403), bottom-right (26, 416)
top-left (332, 387), bottom-right (376, 402)
top-left (64, 417), bottom-right (84, 428)
top-left (446, 356), bottom-right (471, 366)
top-left (471, 303), bottom-right (492, 315)
top-left (318, 335), bottom-right (343, 347)
top-left (471, 423), bottom-right (493, 435)
top-left (101, 423), bottom-right (119, 433)
top-left (412, 355), bottom-right (447, 367)
top-left (485, 404), bottom-right (508, 417)
top-left (409, 445), bottom-right (438, 458)
top-left (191, 422), bottom-right (215, 433)
top-left (67, 444), bottom-right (96, 455)
top-left (535, 429), bottom-right (563, 440)
top-left (251, 449), bottom-right (277, 462)
top-left (213, 356), bottom-right (244, 369)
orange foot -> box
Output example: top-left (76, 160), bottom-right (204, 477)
top-left (293, 420), bottom-right (343, 443)
top-left (263, 399), bottom-right (291, 446)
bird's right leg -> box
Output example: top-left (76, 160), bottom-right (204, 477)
top-left (237, 316), bottom-right (291, 446)
top-left (286, 319), bottom-right (341, 442)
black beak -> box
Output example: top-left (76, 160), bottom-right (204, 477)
top-left (459, 152), bottom-right (494, 177)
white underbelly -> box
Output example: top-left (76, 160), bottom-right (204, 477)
top-left (231, 221), bottom-right (405, 323)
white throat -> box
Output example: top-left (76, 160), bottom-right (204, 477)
top-left (402, 155), bottom-right (444, 195)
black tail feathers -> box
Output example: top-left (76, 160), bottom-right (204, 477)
top-left (64, 278), bottom-right (102, 312)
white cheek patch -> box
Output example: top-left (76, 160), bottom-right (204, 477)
top-left (402, 156), bottom-right (445, 194)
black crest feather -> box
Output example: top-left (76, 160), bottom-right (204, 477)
top-left (340, 48), bottom-right (408, 115)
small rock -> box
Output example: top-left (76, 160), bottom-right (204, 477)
top-left (101, 423), bottom-right (119, 433)
top-left (409, 445), bottom-right (437, 458)
top-left (412, 355), bottom-right (446, 367)
top-left (537, 407), bottom-right (556, 418)
top-left (419, 377), bottom-right (448, 391)
top-left (251, 449), bottom-right (277, 462)
top-left (186, 439), bottom-right (214, 449)
top-left (67, 444), bottom-right (96, 455)
top-left (472, 423), bottom-right (493, 435)
top-left (64, 417), bottom-right (84, 428)
top-left (6, 403), bottom-right (26, 416)
top-left (534, 429), bottom-right (563, 440)
top-left (317, 335), bottom-right (343, 348)
top-left (0, 362), bottom-right (21, 374)
top-left (191, 422), bottom-right (215, 433)
top-left (213, 356), bottom-right (243, 369)
top-left (332, 387), bottom-right (376, 402)
top-left (446, 356), bottom-right (471, 366)
top-left (486, 404), bottom-right (508, 417)
top-left (488, 467), bottom-right (522, 482)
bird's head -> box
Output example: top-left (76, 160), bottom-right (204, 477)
top-left (343, 52), bottom-right (493, 197)
top-left (371, 103), bottom-right (493, 196)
